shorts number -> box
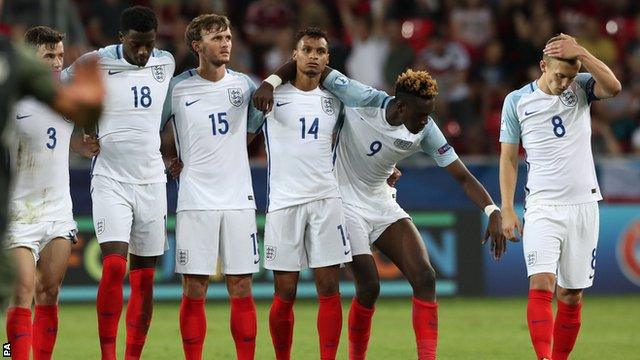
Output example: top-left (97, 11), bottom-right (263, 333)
top-left (46, 127), bottom-right (57, 149)
top-left (251, 233), bottom-right (258, 256)
top-left (551, 116), bottom-right (565, 138)
top-left (337, 224), bottom-right (347, 247)
top-left (367, 140), bottom-right (382, 156)
top-left (590, 248), bottom-right (597, 270)
top-left (131, 86), bottom-right (152, 108)
top-left (299, 117), bottom-right (319, 139)
top-left (209, 112), bottom-right (229, 135)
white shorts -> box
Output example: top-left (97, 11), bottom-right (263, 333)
top-left (523, 202), bottom-right (599, 289)
top-left (343, 201), bottom-right (410, 256)
top-left (4, 219), bottom-right (77, 261)
top-left (264, 198), bottom-right (352, 271)
top-left (175, 209), bottom-right (259, 275)
top-left (91, 175), bottom-right (168, 257)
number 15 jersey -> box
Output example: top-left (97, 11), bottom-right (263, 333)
top-left (258, 83), bottom-right (342, 212)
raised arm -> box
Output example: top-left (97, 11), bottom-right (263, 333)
top-left (543, 34), bottom-right (621, 99)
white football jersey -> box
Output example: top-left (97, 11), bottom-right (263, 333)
top-left (63, 44), bottom-right (175, 184)
top-left (322, 70), bottom-right (458, 210)
top-left (6, 98), bottom-right (74, 222)
top-left (163, 68), bottom-right (263, 211)
top-left (500, 74), bottom-right (602, 206)
top-left (261, 83), bottom-right (342, 212)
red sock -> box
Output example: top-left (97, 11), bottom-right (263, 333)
top-left (552, 300), bottom-right (582, 360)
top-left (269, 295), bottom-right (295, 360)
top-left (180, 294), bottom-right (206, 360)
top-left (318, 293), bottom-right (343, 360)
top-left (230, 296), bottom-right (257, 360)
top-left (6, 307), bottom-right (32, 360)
top-left (527, 290), bottom-right (554, 360)
top-left (348, 297), bottom-right (375, 360)
top-left (125, 268), bottom-right (155, 360)
top-left (412, 297), bottom-right (438, 360)
top-left (97, 254), bottom-right (126, 360)
top-left (32, 304), bottom-right (58, 360)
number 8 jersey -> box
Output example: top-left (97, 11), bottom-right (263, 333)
top-left (64, 44), bottom-right (175, 184)
top-left (259, 83), bottom-right (342, 212)
top-left (499, 73), bottom-right (602, 206)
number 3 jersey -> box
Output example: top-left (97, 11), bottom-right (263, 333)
top-left (499, 74), bottom-right (602, 206)
top-left (63, 44), bottom-right (175, 184)
top-left (163, 69), bottom-right (263, 211)
top-left (321, 70), bottom-right (458, 210)
top-left (6, 98), bottom-right (74, 222)
top-left (259, 83), bottom-right (342, 212)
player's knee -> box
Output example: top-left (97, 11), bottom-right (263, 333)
top-left (183, 276), bottom-right (209, 298)
top-left (529, 273), bottom-right (556, 292)
top-left (409, 265), bottom-right (436, 295)
top-left (12, 280), bottom-right (35, 307)
top-left (315, 276), bottom-right (339, 297)
top-left (35, 282), bottom-right (60, 305)
top-left (226, 275), bottom-right (252, 298)
top-left (356, 279), bottom-right (380, 304)
top-left (557, 288), bottom-right (583, 305)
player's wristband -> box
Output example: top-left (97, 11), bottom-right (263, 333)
top-left (484, 204), bottom-right (500, 217)
top-left (263, 74), bottom-right (283, 89)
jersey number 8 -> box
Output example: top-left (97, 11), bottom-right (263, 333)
top-left (551, 116), bottom-right (566, 138)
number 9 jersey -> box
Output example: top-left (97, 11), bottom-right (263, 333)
top-left (499, 74), bottom-right (602, 206)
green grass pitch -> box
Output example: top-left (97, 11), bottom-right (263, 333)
top-left (2, 295), bottom-right (638, 359)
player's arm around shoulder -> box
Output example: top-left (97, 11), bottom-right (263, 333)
top-left (543, 34), bottom-right (622, 99)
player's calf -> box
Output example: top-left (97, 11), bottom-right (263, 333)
top-left (228, 275), bottom-right (257, 360)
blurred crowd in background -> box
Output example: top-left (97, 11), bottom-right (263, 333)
top-left (3, 0), bottom-right (640, 159)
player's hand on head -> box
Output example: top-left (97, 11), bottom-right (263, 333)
top-left (483, 210), bottom-right (509, 260)
top-left (387, 167), bottom-right (402, 187)
top-left (543, 33), bottom-right (583, 60)
top-left (253, 81), bottom-right (275, 114)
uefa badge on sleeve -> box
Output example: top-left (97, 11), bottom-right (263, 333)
top-left (152, 65), bottom-right (166, 82)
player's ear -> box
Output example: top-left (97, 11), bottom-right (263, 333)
top-left (540, 59), bottom-right (547, 74)
top-left (118, 31), bottom-right (125, 43)
top-left (292, 49), bottom-right (298, 61)
top-left (191, 40), bottom-right (199, 54)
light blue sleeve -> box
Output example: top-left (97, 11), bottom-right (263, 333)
top-left (242, 74), bottom-right (265, 134)
top-left (161, 78), bottom-right (177, 131)
top-left (499, 91), bottom-right (522, 144)
top-left (322, 70), bottom-right (391, 108)
top-left (575, 72), bottom-right (598, 104)
top-left (420, 119), bottom-right (458, 167)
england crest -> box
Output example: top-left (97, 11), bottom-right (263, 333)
top-left (151, 65), bottom-right (166, 82)
top-left (177, 249), bottom-right (189, 265)
top-left (321, 97), bottom-right (335, 115)
top-left (559, 88), bottom-right (577, 107)
top-left (228, 88), bottom-right (244, 107)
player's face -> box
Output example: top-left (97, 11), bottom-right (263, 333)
top-left (196, 27), bottom-right (232, 66)
top-left (540, 59), bottom-right (581, 95)
top-left (293, 36), bottom-right (329, 77)
top-left (400, 96), bottom-right (436, 134)
top-left (120, 29), bottom-right (156, 67)
top-left (36, 41), bottom-right (64, 78)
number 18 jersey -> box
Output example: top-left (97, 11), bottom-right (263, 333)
top-left (260, 83), bottom-right (342, 212)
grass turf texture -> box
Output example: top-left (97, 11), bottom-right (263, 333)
top-left (1, 295), bottom-right (638, 359)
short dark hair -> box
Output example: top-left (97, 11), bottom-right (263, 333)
top-left (24, 26), bottom-right (64, 48)
top-left (120, 6), bottom-right (158, 33)
top-left (185, 14), bottom-right (231, 54)
top-left (293, 27), bottom-right (328, 48)
top-left (395, 69), bottom-right (438, 100)
top-left (542, 34), bottom-right (579, 65)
